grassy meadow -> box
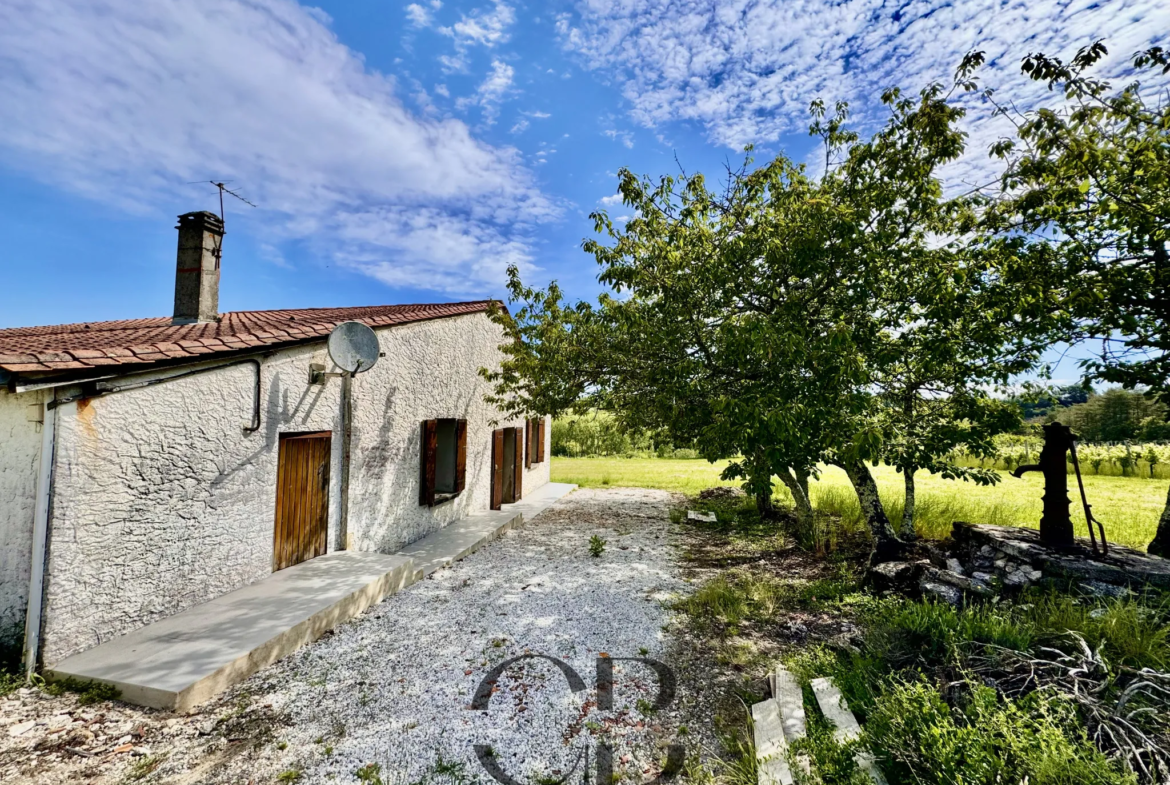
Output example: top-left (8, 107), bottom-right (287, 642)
top-left (551, 457), bottom-right (1169, 550)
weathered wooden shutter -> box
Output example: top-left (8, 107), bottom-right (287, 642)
top-left (537, 417), bottom-right (546, 462)
top-left (420, 419), bottom-right (437, 506)
top-left (490, 429), bottom-right (504, 510)
top-left (513, 426), bottom-right (524, 499)
top-left (525, 419), bottom-right (532, 469)
top-left (455, 419), bottom-right (468, 494)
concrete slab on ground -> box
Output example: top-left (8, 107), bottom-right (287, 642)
top-left (752, 698), bottom-right (794, 785)
top-left (811, 677), bottom-right (888, 785)
top-left (46, 551), bottom-right (415, 712)
top-left (770, 666), bottom-right (807, 742)
top-left (44, 482), bottom-right (577, 713)
top-left (399, 482), bottom-right (577, 581)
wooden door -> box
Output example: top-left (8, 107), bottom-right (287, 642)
top-left (273, 432), bottom-right (332, 571)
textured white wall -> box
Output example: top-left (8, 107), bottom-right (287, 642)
top-left (0, 389), bottom-right (42, 656)
top-left (345, 313), bottom-right (549, 552)
top-left (39, 311), bottom-right (548, 664)
top-left (41, 346), bottom-right (341, 664)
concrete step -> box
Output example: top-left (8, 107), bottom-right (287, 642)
top-left (752, 698), bottom-right (794, 785)
top-left (46, 482), bottom-right (578, 712)
top-left (46, 551), bottom-right (414, 712)
top-left (810, 677), bottom-right (888, 785)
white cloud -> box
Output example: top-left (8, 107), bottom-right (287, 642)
top-left (603, 129), bottom-right (634, 148)
top-left (479, 60), bottom-right (515, 103)
top-left (598, 194), bottom-right (623, 206)
top-left (405, 3), bottom-right (433, 27)
top-left (457, 60), bottom-right (515, 124)
top-left (524, 110), bottom-right (551, 119)
top-left (510, 118), bottom-right (530, 133)
top-left (559, 0), bottom-right (1166, 185)
top-left (440, 1), bottom-right (515, 48)
top-left (438, 53), bottom-right (469, 73)
top-left (0, 0), bottom-right (555, 296)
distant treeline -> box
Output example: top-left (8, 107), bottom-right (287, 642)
top-left (554, 390), bottom-right (1169, 461)
top-left (1013, 387), bottom-right (1170, 442)
top-left (551, 411), bottom-right (699, 459)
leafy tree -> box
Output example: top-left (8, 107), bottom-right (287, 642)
top-left (980, 41), bottom-right (1170, 554)
top-left (485, 81), bottom-right (1055, 558)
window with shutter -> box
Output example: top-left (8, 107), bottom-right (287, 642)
top-left (421, 417), bottom-right (467, 506)
top-left (455, 419), bottom-right (467, 494)
top-left (525, 419), bottom-right (533, 469)
top-left (526, 417), bottom-right (547, 465)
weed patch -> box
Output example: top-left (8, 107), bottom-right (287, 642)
top-left (589, 535), bottom-right (607, 557)
top-left (0, 668), bottom-right (21, 698)
top-left (40, 675), bottom-right (121, 705)
top-left (126, 754), bottom-right (167, 781)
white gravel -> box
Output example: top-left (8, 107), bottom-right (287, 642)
top-left (0, 487), bottom-right (694, 785)
top-left (244, 486), bottom-right (689, 783)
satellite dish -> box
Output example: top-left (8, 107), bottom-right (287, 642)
top-left (327, 321), bottom-right (380, 374)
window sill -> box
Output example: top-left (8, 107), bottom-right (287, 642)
top-left (431, 491), bottom-right (461, 507)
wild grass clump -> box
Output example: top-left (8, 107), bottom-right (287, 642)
top-left (674, 570), bottom-right (864, 638)
top-left (1027, 591), bottom-right (1170, 670)
top-left (784, 588), bottom-right (1170, 783)
top-left (808, 483), bottom-right (1026, 544)
top-left (865, 681), bottom-right (1136, 785)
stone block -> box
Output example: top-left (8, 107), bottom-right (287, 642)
top-left (921, 581), bottom-right (962, 606)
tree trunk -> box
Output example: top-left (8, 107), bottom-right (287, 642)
top-left (901, 468), bottom-right (917, 541)
top-left (1147, 482), bottom-right (1170, 558)
top-left (840, 459), bottom-right (903, 559)
top-left (778, 467), bottom-right (814, 530)
top-left (746, 450), bottom-right (774, 517)
top-left (756, 487), bottom-right (774, 516)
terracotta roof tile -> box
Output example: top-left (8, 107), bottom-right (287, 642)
top-left (0, 302), bottom-right (493, 378)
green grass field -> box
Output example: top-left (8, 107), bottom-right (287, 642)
top-left (551, 457), bottom-right (1169, 550)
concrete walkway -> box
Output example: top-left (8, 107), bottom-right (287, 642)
top-left (45, 483), bottom-right (577, 712)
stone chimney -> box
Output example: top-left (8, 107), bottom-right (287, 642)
top-left (173, 211), bottom-right (224, 324)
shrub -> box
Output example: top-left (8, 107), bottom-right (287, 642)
top-left (865, 680), bottom-right (1136, 785)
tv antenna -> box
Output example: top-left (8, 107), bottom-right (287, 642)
top-left (188, 180), bottom-right (257, 223)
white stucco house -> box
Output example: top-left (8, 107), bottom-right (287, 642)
top-left (0, 211), bottom-right (549, 675)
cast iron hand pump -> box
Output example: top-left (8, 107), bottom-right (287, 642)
top-left (1012, 422), bottom-right (1107, 554)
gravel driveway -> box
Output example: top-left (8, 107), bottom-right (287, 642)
top-left (2, 487), bottom-right (697, 785)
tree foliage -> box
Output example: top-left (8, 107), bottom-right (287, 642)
top-left (977, 41), bottom-right (1170, 554)
top-left (484, 80), bottom-right (1056, 556)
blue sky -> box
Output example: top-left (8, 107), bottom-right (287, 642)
top-left (0, 0), bottom-right (1164, 383)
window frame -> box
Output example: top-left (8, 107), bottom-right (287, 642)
top-left (526, 417), bottom-right (546, 466)
top-left (420, 418), bottom-right (467, 507)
